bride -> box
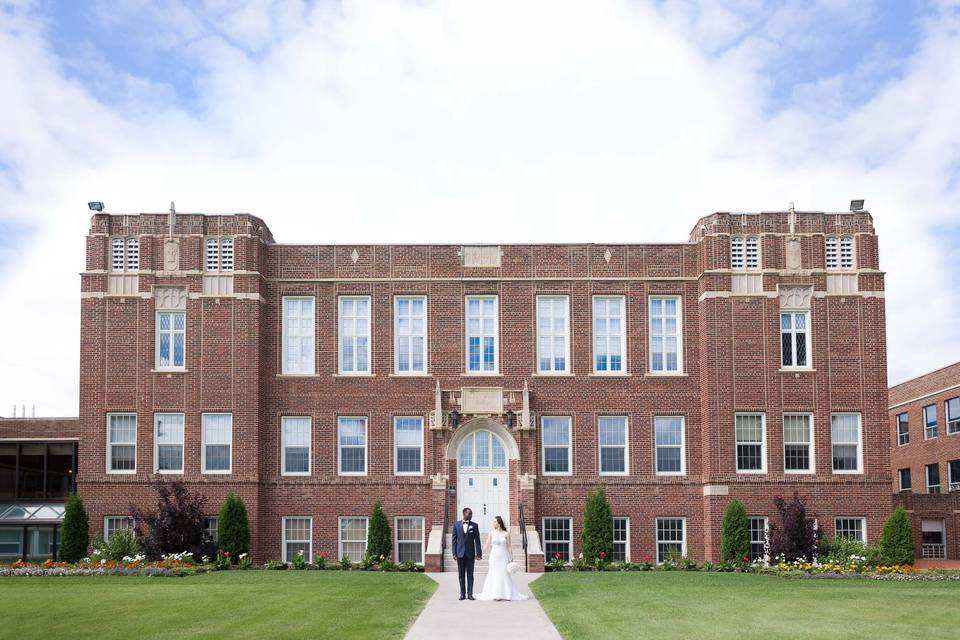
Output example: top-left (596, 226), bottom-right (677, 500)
top-left (477, 516), bottom-right (529, 601)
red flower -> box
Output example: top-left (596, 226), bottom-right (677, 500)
top-left (319, 552), bottom-right (327, 559)
top-left (554, 552), bottom-right (562, 560)
top-left (224, 552), bottom-right (231, 557)
top-left (599, 551), bottom-right (607, 560)
top-left (644, 555), bottom-right (652, 563)
top-left (742, 555), bottom-right (749, 562)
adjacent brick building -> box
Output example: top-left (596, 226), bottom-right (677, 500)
top-left (1, 207), bottom-right (893, 568)
top-left (889, 361), bottom-right (960, 560)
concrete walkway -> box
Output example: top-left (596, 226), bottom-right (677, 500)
top-left (405, 572), bottom-right (562, 640)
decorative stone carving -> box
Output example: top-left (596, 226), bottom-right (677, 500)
top-left (519, 380), bottom-right (534, 430)
top-left (519, 473), bottom-right (536, 491)
top-left (778, 285), bottom-right (812, 310)
top-left (155, 287), bottom-right (187, 311)
top-left (350, 248), bottom-right (359, 264)
top-left (785, 236), bottom-right (802, 271)
top-left (603, 248), bottom-right (612, 263)
top-left (462, 246), bottom-right (501, 267)
top-left (163, 238), bottom-right (180, 272)
top-left (429, 381), bottom-right (445, 430)
top-left (461, 387), bottom-right (503, 414)
top-left (431, 473), bottom-right (449, 490)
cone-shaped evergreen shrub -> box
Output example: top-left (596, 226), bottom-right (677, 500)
top-left (720, 499), bottom-right (750, 563)
top-left (880, 506), bottom-right (915, 565)
top-left (581, 487), bottom-right (613, 562)
top-left (59, 493), bottom-right (89, 562)
top-left (218, 492), bottom-right (251, 562)
top-left (367, 500), bottom-right (392, 561)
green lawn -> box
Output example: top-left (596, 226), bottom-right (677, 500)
top-left (0, 571), bottom-right (436, 640)
top-left (532, 572), bottom-right (959, 640)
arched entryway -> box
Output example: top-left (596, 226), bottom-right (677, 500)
top-left (447, 419), bottom-right (519, 534)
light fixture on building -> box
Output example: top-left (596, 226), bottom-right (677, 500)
top-left (449, 410), bottom-right (460, 429)
top-left (88, 202), bottom-right (105, 211)
top-left (504, 410), bottom-right (516, 429)
top-left (849, 199), bottom-right (864, 211)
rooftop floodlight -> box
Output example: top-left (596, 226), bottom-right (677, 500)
top-left (849, 199), bottom-right (864, 211)
top-left (88, 202), bottom-right (104, 212)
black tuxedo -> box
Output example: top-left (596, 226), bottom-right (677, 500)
top-left (452, 519), bottom-right (482, 597)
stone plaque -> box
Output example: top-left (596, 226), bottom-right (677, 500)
top-left (461, 387), bottom-right (503, 414)
top-left (163, 238), bottom-right (180, 272)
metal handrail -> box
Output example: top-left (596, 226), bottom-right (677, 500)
top-left (518, 503), bottom-right (528, 572)
top-left (441, 487), bottom-right (449, 572)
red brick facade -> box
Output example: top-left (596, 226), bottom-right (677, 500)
top-left (67, 209), bottom-right (892, 567)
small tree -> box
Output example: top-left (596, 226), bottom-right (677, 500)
top-left (720, 499), bottom-right (750, 563)
top-left (218, 493), bottom-right (251, 562)
top-left (768, 494), bottom-right (820, 562)
top-left (581, 487), bottom-right (613, 562)
top-left (880, 506), bottom-right (915, 565)
top-left (130, 479), bottom-right (214, 561)
top-left (367, 500), bottom-right (392, 561)
top-left (59, 493), bottom-right (89, 562)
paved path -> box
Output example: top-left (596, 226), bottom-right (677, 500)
top-left (405, 572), bottom-right (562, 640)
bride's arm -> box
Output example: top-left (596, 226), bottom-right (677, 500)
top-left (506, 532), bottom-right (513, 562)
top-left (483, 531), bottom-right (493, 556)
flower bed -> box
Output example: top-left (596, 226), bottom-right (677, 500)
top-left (0, 556), bottom-right (208, 577)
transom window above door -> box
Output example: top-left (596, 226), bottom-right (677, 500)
top-left (457, 430), bottom-right (506, 469)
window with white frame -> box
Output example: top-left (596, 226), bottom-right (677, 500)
top-left (104, 516), bottom-right (133, 542)
top-left (926, 463), bottom-right (940, 494)
top-left (654, 416), bottom-right (684, 475)
top-left (457, 430), bottom-right (506, 469)
top-left (780, 311), bottom-right (810, 368)
top-left (205, 517), bottom-right (218, 543)
top-left (202, 414), bottom-right (232, 473)
top-left (465, 296), bottom-right (498, 373)
top-left (542, 417), bottom-right (572, 475)
top-left (339, 296), bottom-right (371, 374)
top-left (394, 417), bottom-right (423, 475)
top-left (899, 468), bottom-right (912, 492)
top-left (948, 398), bottom-right (960, 435)
top-left (156, 311), bottom-right (186, 369)
top-left (592, 296), bottom-right (624, 373)
top-left (111, 237), bottom-right (139, 272)
top-left (649, 296), bottom-right (682, 373)
top-left (281, 416), bottom-right (311, 475)
top-left (835, 518), bottom-right (865, 542)
top-left (656, 518), bottom-right (685, 563)
top-left (736, 413), bottom-right (765, 473)
top-left (338, 417), bottom-right (367, 475)
top-left (826, 236), bottom-right (855, 271)
top-left (748, 517), bottom-right (767, 562)
top-left (339, 517), bottom-right (368, 562)
top-left (831, 414), bottom-right (861, 473)
top-left (923, 405), bottom-right (938, 440)
top-left (107, 414), bottom-right (136, 473)
top-left (730, 237), bottom-right (760, 271)
top-left (282, 296), bottom-right (315, 375)
top-left (154, 413), bottom-right (184, 473)
top-left (205, 237), bottom-right (234, 272)
top-left (537, 296), bottom-right (570, 374)
top-left (542, 518), bottom-right (572, 562)
top-left (783, 414), bottom-right (813, 473)
top-left (283, 517), bottom-right (312, 562)
top-left (394, 296), bottom-right (427, 374)
top-left (598, 416), bottom-right (627, 475)
top-left (612, 517), bottom-right (629, 563)
top-left (897, 413), bottom-right (909, 445)
top-left (949, 460), bottom-right (960, 492)
top-left (395, 517), bottom-right (424, 563)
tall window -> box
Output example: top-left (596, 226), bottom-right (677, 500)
top-left (826, 236), bottom-right (855, 270)
top-left (926, 463), bottom-right (940, 494)
top-left (537, 296), bottom-right (569, 374)
top-left (111, 237), bottom-right (139, 272)
top-left (339, 517), bottom-right (368, 562)
top-left (465, 296), bottom-right (498, 373)
top-left (831, 414), bottom-right (861, 473)
top-left (897, 413), bottom-right (909, 446)
top-left (542, 518), bottom-right (572, 562)
top-left (656, 518), bottom-right (685, 563)
top-left (592, 296), bottom-right (625, 373)
top-left (282, 517), bottom-right (312, 562)
top-left (395, 517), bottom-right (424, 563)
top-left (205, 238), bottom-right (234, 271)
top-left (394, 417), bottom-right (423, 475)
top-left (730, 237), bottom-right (760, 271)
top-left (649, 296), bottom-right (682, 373)
top-left (281, 417), bottom-right (311, 476)
top-left (780, 311), bottom-right (810, 368)
top-left (394, 296), bottom-right (427, 374)
top-left (205, 517), bottom-right (218, 543)
top-left (338, 417), bottom-right (367, 475)
top-left (154, 413), bottom-right (184, 474)
top-left (654, 416), bottom-right (684, 475)
top-left (783, 414), bottom-right (813, 473)
top-left (282, 297), bottom-right (315, 375)
top-left (598, 416), bottom-right (628, 475)
top-left (542, 417), bottom-right (572, 475)
top-left (104, 516), bottom-right (133, 542)
top-left (835, 518), bottom-right (865, 542)
top-left (748, 517), bottom-right (767, 562)
top-left (899, 468), bottom-right (912, 492)
top-left (156, 311), bottom-right (186, 369)
top-left (923, 405), bottom-right (937, 440)
top-left (202, 414), bottom-right (232, 473)
top-left (735, 413), bottom-right (765, 473)
top-left (612, 517), bottom-right (629, 563)
top-left (107, 414), bottom-right (136, 473)
top-left (949, 460), bottom-right (960, 492)
top-left (339, 296), bottom-right (371, 374)
top-left (948, 398), bottom-right (960, 435)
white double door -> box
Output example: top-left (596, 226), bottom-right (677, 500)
top-left (457, 469), bottom-right (509, 535)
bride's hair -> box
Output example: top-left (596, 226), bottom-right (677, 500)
top-left (494, 515), bottom-right (506, 531)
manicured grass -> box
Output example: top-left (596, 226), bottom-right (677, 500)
top-left (0, 571), bottom-right (436, 640)
top-left (532, 572), bottom-right (959, 640)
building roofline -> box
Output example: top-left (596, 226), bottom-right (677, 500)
top-left (889, 359), bottom-right (960, 392)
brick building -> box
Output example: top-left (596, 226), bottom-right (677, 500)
top-left (1, 207), bottom-right (892, 569)
top-left (889, 361), bottom-right (960, 560)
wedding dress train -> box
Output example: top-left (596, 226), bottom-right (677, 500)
top-left (477, 531), bottom-right (529, 601)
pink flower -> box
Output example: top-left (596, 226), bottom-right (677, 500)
top-left (554, 552), bottom-right (562, 560)
top-left (599, 551), bottom-right (607, 560)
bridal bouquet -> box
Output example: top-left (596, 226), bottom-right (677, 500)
top-left (506, 561), bottom-right (520, 574)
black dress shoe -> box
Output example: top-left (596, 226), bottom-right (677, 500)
top-left (467, 595), bottom-right (475, 600)
top-left (459, 595), bottom-right (466, 600)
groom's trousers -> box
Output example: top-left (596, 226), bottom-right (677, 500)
top-left (456, 556), bottom-right (475, 596)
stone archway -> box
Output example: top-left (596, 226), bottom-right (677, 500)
top-left (447, 418), bottom-right (519, 533)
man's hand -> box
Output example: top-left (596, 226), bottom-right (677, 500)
top-left (477, 554), bottom-right (482, 560)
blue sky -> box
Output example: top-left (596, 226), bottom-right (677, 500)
top-left (1, 0), bottom-right (959, 415)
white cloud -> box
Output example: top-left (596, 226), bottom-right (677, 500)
top-left (0, 0), bottom-right (958, 415)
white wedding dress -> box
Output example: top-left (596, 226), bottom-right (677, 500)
top-left (477, 531), bottom-right (529, 601)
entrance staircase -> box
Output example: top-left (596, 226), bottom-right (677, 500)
top-left (440, 526), bottom-right (540, 573)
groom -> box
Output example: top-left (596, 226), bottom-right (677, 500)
top-left (451, 507), bottom-right (482, 600)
